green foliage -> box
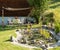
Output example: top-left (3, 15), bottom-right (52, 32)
top-left (27, 0), bottom-right (51, 24)
top-left (53, 8), bottom-right (60, 34)
top-left (55, 22), bottom-right (60, 34)
top-left (44, 12), bottom-right (54, 24)
top-left (39, 29), bottom-right (50, 39)
top-left (27, 0), bottom-right (51, 10)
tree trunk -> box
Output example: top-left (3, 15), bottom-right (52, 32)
top-left (34, 16), bottom-right (40, 24)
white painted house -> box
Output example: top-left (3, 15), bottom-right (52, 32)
top-left (0, 17), bottom-right (26, 25)
top-left (0, 0), bottom-right (31, 25)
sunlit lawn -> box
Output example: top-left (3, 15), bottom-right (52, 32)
top-left (0, 30), bottom-right (32, 50)
top-left (0, 25), bottom-right (60, 50)
top-left (0, 28), bottom-right (42, 50)
top-left (0, 30), bottom-right (29, 50)
top-left (49, 47), bottom-right (60, 50)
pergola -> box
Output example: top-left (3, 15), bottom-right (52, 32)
top-left (0, 0), bottom-right (31, 16)
top-left (0, 0), bottom-right (31, 26)
top-left (1, 7), bottom-right (31, 26)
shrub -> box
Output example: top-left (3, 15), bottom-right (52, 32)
top-left (39, 29), bottom-right (50, 39)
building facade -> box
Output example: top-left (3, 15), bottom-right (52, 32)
top-left (0, 0), bottom-right (31, 25)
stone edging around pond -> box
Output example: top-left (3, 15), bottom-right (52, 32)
top-left (11, 42), bottom-right (38, 49)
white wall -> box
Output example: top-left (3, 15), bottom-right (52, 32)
top-left (0, 17), bottom-right (26, 25)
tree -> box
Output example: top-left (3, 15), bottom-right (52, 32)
top-left (27, 0), bottom-right (51, 24)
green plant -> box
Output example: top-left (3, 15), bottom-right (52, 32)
top-left (39, 29), bottom-right (51, 39)
top-left (55, 22), bottom-right (60, 34)
top-left (27, 0), bottom-right (51, 24)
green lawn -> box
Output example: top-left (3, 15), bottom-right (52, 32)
top-left (0, 30), bottom-right (28, 50)
top-left (49, 47), bottom-right (60, 50)
top-left (0, 30), bottom-right (29, 50)
top-left (0, 26), bottom-right (60, 50)
top-left (0, 29), bottom-right (42, 50)
top-left (0, 0), bottom-right (60, 50)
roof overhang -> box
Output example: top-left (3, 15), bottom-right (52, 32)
top-left (0, 0), bottom-right (31, 16)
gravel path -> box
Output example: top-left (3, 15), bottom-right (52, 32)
top-left (11, 42), bottom-right (38, 49)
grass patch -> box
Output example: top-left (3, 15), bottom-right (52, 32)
top-left (49, 47), bottom-right (60, 50)
top-left (0, 29), bottom-right (42, 50)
